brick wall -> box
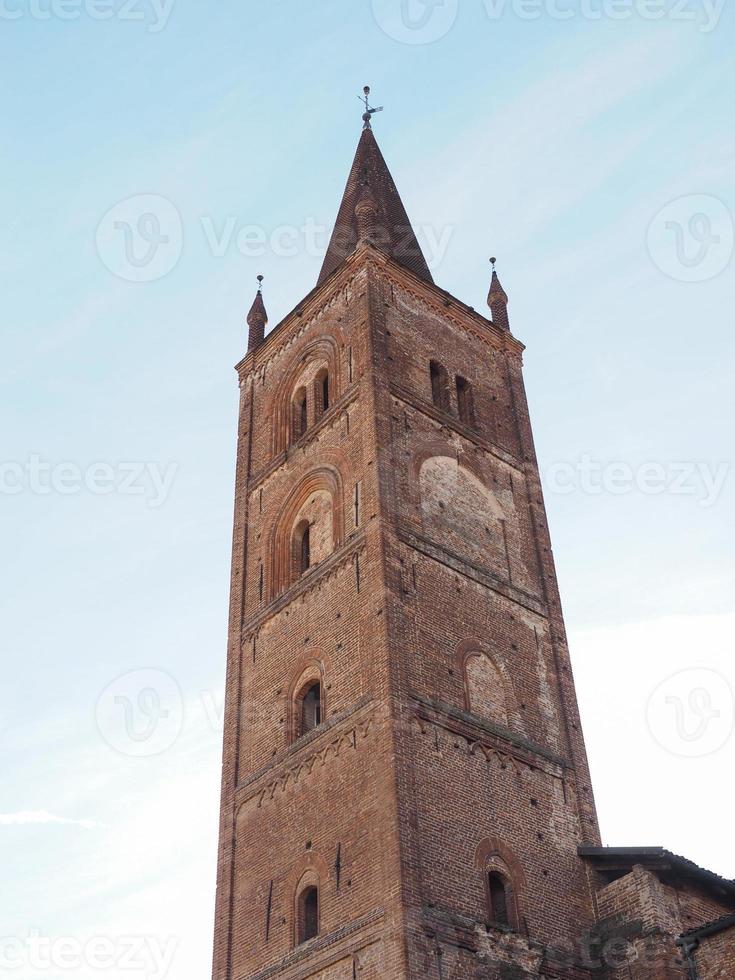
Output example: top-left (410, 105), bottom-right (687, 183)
top-left (213, 255), bottom-right (412, 979)
top-left (214, 243), bottom-right (725, 980)
top-left (694, 923), bottom-right (735, 980)
top-left (593, 868), bottom-right (733, 979)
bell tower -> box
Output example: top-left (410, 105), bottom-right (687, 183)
top-left (212, 108), bottom-right (604, 980)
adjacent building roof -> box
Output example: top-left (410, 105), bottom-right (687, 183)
top-left (679, 912), bottom-right (735, 942)
top-left (578, 846), bottom-right (735, 905)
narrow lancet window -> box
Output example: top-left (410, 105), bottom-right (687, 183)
top-left (430, 360), bottom-right (450, 411)
top-left (456, 375), bottom-right (476, 427)
top-left (297, 885), bottom-right (319, 944)
top-left (300, 682), bottom-right (322, 735)
top-left (487, 872), bottom-right (511, 927)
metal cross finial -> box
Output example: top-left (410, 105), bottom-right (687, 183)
top-left (359, 85), bottom-right (384, 128)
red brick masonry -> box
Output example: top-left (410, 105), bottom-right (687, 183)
top-left (211, 126), bottom-right (734, 980)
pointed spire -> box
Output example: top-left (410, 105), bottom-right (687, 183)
top-left (318, 124), bottom-right (433, 287)
top-left (354, 181), bottom-right (378, 242)
top-left (487, 258), bottom-right (510, 332)
top-left (247, 275), bottom-right (268, 352)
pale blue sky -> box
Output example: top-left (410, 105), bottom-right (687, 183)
top-left (2, 2), bottom-right (734, 977)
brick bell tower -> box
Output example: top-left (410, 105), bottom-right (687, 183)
top-left (212, 102), bottom-right (604, 980)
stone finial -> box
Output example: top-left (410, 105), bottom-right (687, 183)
top-left (247, 276), bottom-right (268, 352)
top-left (487, 258), bottom-right (509, 332)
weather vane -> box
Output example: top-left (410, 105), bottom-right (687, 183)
top-left (358, 85), bottom-right (384, 128)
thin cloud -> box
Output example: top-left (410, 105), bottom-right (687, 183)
top-left (411, 29), bottom-right (694, 256)
top-left (0, 810), bottom-right (105, 830)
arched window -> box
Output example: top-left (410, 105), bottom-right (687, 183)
top-left (301, 524), bottom-right (311, 573)
top-left (487, 871), bottom-right (512, 927)
top-left (273, 339), bottom-right (342, 456)
top-left (464, 652), bottom-right (508, 725)
top-left (273, 474), bottom-right (341, 597)
top-left (299, 681), bottom-right (322, 736)
top-left (292, 388), bottom-right (308, 442)
top-left (292, 520), bottom-right (311, 578)
top-left (314, 369), bottom-right (330, 419)
top-left (476, 840), bottom-right (523, 933)
top-left (418, 456), bottom-right (508, 576)
top-left (297, 885), bottom-right (319, 944)
top-left (289, 667), bottom-right (326, 744)
top-left (429, 360), bottom-right (450, 411)
top-left (456, 376), bottom-right (476, 427)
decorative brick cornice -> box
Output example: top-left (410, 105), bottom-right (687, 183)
top-left (246, 386), bottom-right (360, 493)
top-left (411, 693), bottom-right (568, 776)
top-left (244, 907), bottom-right (385, 980)
top-left (388, 380), bottom-right (525, 472)
top-left (396, 528), bottom-right (546, 617)
top-left (366, 245), bottom-right (525, 356)
top-left (242, 532), bottom-right (366, 638)
top-left (235, 242), bottom-right (524, 382)
top-left (235, 257), bottom-right (367, 381)
top-left (235, 698), bottom-right (375, 813)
